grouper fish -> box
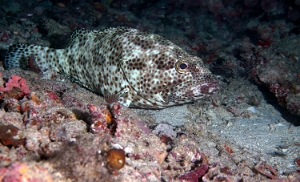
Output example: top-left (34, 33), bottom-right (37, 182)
top-left (4, 27), bottom-right (219, 108)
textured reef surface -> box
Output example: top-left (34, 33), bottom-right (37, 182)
top-left (0, 0), bottom-right (299, 181)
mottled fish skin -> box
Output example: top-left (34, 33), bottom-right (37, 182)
top-left (5, 27), bottom-right (219, 108)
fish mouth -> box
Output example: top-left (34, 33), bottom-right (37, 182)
top-left (167, 78), bottom-right (219, 103)
top-left (191, 79), bottom-right (219, 95)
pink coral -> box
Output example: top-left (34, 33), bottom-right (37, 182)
top-left (0, 74), bottom-right (30, 95)
top-left (0, 162), bottom-right (53, 182)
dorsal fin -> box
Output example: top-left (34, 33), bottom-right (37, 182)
top-left (69, 29), bottom-right (90, 43)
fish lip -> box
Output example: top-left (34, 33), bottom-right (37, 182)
top-left (203, 79), bottom-right (220, 93)
top-left (168, 78), bottom-right (219, 102)
top-left (188, 79), bottom-right (219, 97)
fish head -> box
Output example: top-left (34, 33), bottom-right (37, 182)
top-left (120, 32), bottom-right (219, 108)
top-left (164, 55), bottom-right (219, 105)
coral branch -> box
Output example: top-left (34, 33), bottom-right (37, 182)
top-left (178, 164), bottom-right (209, 181)
top-left (254, 161), bottom-right (278, 179)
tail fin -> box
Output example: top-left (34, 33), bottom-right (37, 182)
top-left (4, 44), bottom-right (32, 70)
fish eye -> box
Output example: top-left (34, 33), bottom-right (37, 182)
top-left (179, 63), bottom-right (187, 69)
top-left (175, 61), bottom-right (189, 73)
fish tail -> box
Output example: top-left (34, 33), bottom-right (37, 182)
top-left (5, 44), bottom-right (61, 72)
top-left (4, 44), bottom-right (33, 70)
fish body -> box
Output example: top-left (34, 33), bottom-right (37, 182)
top-left (5, 27), bottom-right (219, 108)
